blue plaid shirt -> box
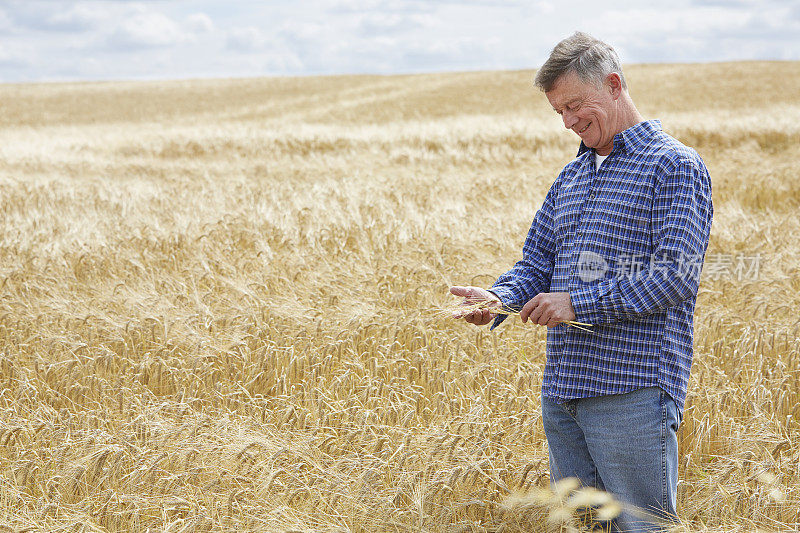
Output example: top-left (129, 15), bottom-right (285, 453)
top-left (489, 120), bottom-right (713, 411)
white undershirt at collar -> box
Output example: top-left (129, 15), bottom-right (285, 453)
top-left (595, 152), bottom-right (609, 170)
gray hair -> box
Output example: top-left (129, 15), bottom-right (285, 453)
top-left (534, 32), bottom-right (627, 92)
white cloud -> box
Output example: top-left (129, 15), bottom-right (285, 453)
top-left (325, 0), bottom-right (434, 14)
top-left (590, 6), bottom-right (750, 38)
top-left (690, 0), bottom-right (769, 6)
top-left (226, 26), bottom-right (269, 52)
top-left (0, 8), bottom-right (15, 33)
top-left (279, 21), bottom-right (328, 43)
top-left (263, 50), bottom-right (305, 73)
top-left (399, 36), bottom-right (502, 70)
top-left (0, 0), bottom-right (796, 82)
top-left (0, 42), bottom-right (30, 67)
top-left (356, 12), bottom-right (432, 35)
top-left (42, 3), bottom-right (103, 32)
top-left (581, 4), bottom-right (799, 63)
top-left (224, 25), bottom-right (307, 73)
top-left (7, 1), bottom-right (110, 33)
top-left (106, 7), bottom-right (189, 49)
top-left (186, 13), bottom-right (214, 34)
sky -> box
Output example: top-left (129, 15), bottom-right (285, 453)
top-left (0, 0), bottom-right (798, 83)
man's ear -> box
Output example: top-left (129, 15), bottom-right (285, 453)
top-left (606, 72), bottom-right (623, 99)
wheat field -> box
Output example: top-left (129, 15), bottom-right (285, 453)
top-left (0, 61), bottom-right (798, 532)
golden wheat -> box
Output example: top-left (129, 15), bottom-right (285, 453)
top-left (0, 61), bottom-right (798, 531)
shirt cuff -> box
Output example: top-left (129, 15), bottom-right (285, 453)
top-left (487, 285), bottom-right (520, 310)
top-left (569, 283), bottom-right (604, 325)
top-left (486, 287), bottom-right (513, 330)
top-left (489, 314), bottom-right (507, 330)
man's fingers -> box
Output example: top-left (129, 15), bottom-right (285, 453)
top-left (449, 286), bottom-right (472, 298)
top-left (531, 303), bottom-right (547, 325)
top-left (520, 303), bottom-right (530, 322)
top-left (450, 285), bottom-right (481, 306)
top-left (520, 293), bottom-right (575, 327)
top-left (458, 308), bottom-right (493, 326)
top-left (470, 310), bottom-right (491, 326)
top-left (466, 310), bottom-right (483, 324)
top-left (449, 286), bottom-right (501, 326)
top-left (520, 297), bottom-right (538, 322)
top-left (450, 286), bottom-right (500, 303)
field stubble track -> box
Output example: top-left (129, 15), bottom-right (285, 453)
top-left (0, 62), bottom-right (799, 531)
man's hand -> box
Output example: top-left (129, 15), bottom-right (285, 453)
top-left (449, 286), bottom-right (501, 326)
top-left (520, 292), bottom-right (576, 327)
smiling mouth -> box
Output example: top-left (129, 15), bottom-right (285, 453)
top-left (578, 122), bottom-right (591, 134)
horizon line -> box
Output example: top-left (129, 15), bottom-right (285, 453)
top-left (2, 58), bottom-right (796, 88)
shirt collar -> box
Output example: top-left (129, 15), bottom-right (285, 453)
top-left (576, 119), bottom-right (662, 157)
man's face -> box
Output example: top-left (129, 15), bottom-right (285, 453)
top-left (545, 71), bottom-right (618, 155)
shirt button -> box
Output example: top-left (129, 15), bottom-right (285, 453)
top-left (588, 191), bottom-right (595, 199)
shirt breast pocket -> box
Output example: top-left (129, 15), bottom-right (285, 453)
top-left (590, 189), bottom-right (653, 256)
top-left (553, 180), bottom-right (585, 242)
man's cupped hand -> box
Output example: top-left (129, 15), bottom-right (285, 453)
top-left (449, 286), bottom-right (501, 326)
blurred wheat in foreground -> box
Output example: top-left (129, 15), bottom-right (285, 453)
top-left (0, 62), bottom-right (799, 532)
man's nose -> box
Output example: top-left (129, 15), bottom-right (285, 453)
top-left (562, 111), bottom-right (578, 129)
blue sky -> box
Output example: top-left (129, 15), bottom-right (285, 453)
top-left (0, 0), bottom-right (798, 82)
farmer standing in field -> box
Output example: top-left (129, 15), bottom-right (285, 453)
top-left (451, 32), bottom-right (713, 531)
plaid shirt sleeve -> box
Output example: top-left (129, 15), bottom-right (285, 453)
top-left (569, 157), bottom-right (713, 325)
top-left (488, 177), bottom-right (560, 329)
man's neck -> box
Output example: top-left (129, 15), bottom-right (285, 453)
top-left (615, 93), bottom-right (644, 135)
top-left (597, 94), bottom-right (644, 156)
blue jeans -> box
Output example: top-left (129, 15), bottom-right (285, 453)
top-left (541, 387), bottom-right (681, 532)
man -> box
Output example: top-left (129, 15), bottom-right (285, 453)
top-left (451, 32), bottom-right (713, 531)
